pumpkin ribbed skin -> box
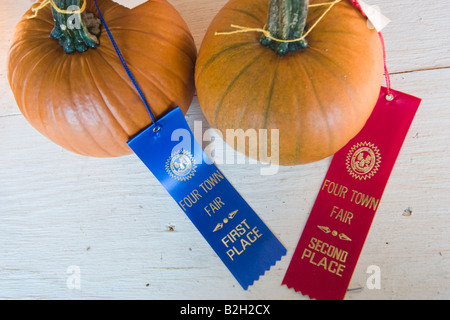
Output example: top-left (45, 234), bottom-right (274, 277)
top-left (8, 0), bottom-right (196, 157)
top-left (195, 0), bottom-right (384, 165)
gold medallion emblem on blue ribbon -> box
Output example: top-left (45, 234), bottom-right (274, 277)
top-left (166, 149), bottom-right (196, 182)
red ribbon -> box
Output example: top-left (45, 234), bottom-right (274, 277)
top-left (282, 87), bottom-right (421, 299)
top-left (282, 1), bottom-right (422, 300)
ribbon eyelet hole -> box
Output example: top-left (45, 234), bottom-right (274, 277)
top-left (385, 93), bottom-right (394, 101)
top-left (153, 126), bottom-right (161, 133)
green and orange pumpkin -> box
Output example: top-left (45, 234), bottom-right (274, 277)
top-left (195, 0), bottom-right (384, 165)
top-left (8, 0), bottom-right (197, 157)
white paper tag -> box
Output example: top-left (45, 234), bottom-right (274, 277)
top-left (117, 0), bottom-right (147, 9)
top-left (358, 0), bottom-right (391, 32)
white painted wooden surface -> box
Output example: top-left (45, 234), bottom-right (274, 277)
top-left (0, 0), bottom-right (449, 300)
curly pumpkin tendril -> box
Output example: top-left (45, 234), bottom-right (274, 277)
top-left (28, 0), bottom-right (87, 19)
top-left (215, 0), bottom-right (342, 43)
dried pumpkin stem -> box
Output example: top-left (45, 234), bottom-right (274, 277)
top-left (261, 0), bottom-right (309, 55)
top-left (51, 0), bottom-right (101, 54)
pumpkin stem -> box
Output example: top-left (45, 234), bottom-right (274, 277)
top-left (51, 0), bottom-right (101, 54)
top-left (261, 0), bottom-right (309, 55)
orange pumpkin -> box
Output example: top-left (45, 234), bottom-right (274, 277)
top-left (8, 0), bottom-right (196, 157)
top-left (195, 0), bottom-right (384, 165)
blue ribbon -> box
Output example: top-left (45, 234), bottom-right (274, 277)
top-left (93, 0), bottom-right (286, 289)
top-left (128, 108), bottom-right (286, 289)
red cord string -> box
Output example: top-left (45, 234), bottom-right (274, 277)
top-left (348, 0), bottom-right (392, 95)
top-left (377, 33), bottom-right (392, 95)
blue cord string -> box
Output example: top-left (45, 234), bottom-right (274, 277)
top-left (92, 0), bottom-right (157, 125)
